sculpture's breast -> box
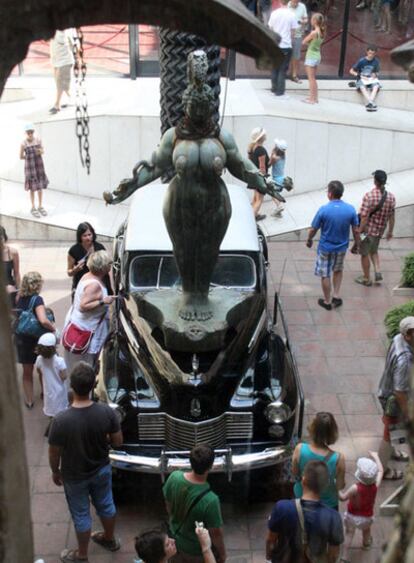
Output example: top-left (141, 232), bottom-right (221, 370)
top-left (173, 138), bottom-right (226, 177)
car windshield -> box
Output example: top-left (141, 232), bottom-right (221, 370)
top-left (130, 255), bottom-right (256, 290)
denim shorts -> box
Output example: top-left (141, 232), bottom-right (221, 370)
top-left (63, 463), bottom-right (116, 533)
top-left (315, 251), bottom-right (346, 278)
top-left (305, 57), bottom-right (321, 67)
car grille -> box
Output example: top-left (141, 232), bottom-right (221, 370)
top-left (138, 412), bottom-right (253, 449)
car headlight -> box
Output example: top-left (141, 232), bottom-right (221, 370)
top-left (265, 401), bottom-right (292, 424)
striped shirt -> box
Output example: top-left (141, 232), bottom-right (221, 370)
top-left (378, 333), bottom-right (412, 400)
top-left (360, 186), bottom-right (395, 237)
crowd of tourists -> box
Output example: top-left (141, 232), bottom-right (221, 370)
top-left (4, 158), bottom-right (412, 562)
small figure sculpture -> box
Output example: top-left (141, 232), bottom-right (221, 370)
top-left (104, 50), bottom-right (284, 322)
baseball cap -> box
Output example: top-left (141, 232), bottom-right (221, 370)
top-left (274, 139), bottom-right (288, 151)
top-left (399, 316), bottom-right (414, 336)
top-left (38, 332), bottom-right (56, 346)
top-left (355, 457), bottom-right (378, 485)
top-left (24, 123), bottom-right (35, 132)
top-left (372, 169), bottom-right (387, 185)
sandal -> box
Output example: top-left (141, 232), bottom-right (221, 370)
top-left (60, 548), bottom-right (88, 562)
top-left (38, 207), bottom-right (47, 216)
top-left (383, 468), bottom-right (403, 480)
top-left (332, 297), bottom-right (343, 308)
top-left (392, 450), bottom-right (409, 462)
top-left (91, 531), bottom-right (121, 552)
top-left (354, 275), bottom-right (372, 286)
top-left (31, 207), bottom-right (40, 218)
top-left (362, 536), bottom-right (373, 550)
top-left (291, 76), bottom-right (302, 83)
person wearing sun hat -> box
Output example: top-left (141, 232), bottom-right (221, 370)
top-left (355, 169), bottom-right (396, 286)
top-left (270, 138), bottom-right (294, 217)
top-left (247, 127), bottom-right (270, 221)
top-left (339, 452), bottom-right (383, 562)
top-left (19, 123), bottom-right (49, 218)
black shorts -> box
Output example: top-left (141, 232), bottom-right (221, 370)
top-left (15, 334), bottom-right (38, 364)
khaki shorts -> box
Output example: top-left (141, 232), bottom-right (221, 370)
top-left (360, 235), bottom-right (380, 256)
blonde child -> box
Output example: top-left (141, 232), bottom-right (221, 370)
top-left (35, 332), bottom-right (68, 434)
top-left (302, 13), bottom-right (326, 104)
top-left (270, 139), bottom-right (294, 216)
top-left (339, 451), bottom-right (383, 562)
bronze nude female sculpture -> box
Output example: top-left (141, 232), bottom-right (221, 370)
top-left (104, 51), bottom-right (284, 322)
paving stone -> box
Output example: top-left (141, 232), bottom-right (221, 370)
top-left (33, 522), bottom-right (69, 557)
top-left (338, 394), bottom-right (380, 415)
top-left (345, 414), bottom-right (384, 437)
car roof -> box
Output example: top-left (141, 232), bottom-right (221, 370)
top-left (124, 183), bottom-right (260, 252)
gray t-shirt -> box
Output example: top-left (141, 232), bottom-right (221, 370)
top-left (378, 333), bottom-right (413, 400)
top-left (49, 402), bottom-right (120, 481)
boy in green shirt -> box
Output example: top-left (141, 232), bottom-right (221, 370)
top-left (163, 445), bottom-right (226, 562)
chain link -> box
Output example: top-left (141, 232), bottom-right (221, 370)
top-left (72, 28), bottom-right (91, 174)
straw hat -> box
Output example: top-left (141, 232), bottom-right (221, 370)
top-left (250, 127), bottom-right (266, 143)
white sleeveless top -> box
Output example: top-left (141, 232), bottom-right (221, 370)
top-left (67, 278), bottom-right (109, 354)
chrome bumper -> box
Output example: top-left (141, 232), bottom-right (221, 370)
top-left (110, 446), bottom-right (290, 481)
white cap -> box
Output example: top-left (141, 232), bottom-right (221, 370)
top-left (38, 332), bottom-right (56, 346)
top-left (25, 123), bottom-right (35, 132)
top-left (274, 138), bottom-right (288, 150)
top-left (355, 457), bottom-right (378, 485)
top-left (399, 316), bottom-right (414, 336)
top-left (250, 127), bottom-right (266, 143)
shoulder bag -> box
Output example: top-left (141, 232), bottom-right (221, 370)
top-left (295, 499), bottom-right (329, 563)
top-left (173, 486), bottom-right (211, 538)
top-left (62, 309), bottom-right (106, 355)
top-left (15, 295), bottom-right (54, 339)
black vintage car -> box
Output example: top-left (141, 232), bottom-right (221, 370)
top-left (96, 182), bottom-right (303, 480)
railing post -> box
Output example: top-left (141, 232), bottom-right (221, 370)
top-left (338, 0), bottom-right (350, 77)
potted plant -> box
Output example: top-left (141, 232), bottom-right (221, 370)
top-left (384, 301), bottom-right (414, 339)
top-left (393, 253), bottom-right (414, 297)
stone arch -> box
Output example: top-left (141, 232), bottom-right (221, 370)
top-left (0, 0), bottom-right (282, 94)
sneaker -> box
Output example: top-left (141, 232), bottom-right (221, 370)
top-left (49, 107), bottom-right (59, 114)
top-left (371, 102), bottom-right (378, 109)
top-left (355, 275), bottom-right (372, 286)
top-left (30, 207), bottom-right (40, 218)
top-left (255, 214), bottom-right (266, 221)
top-left (375, 272), bottom-right (383, 282)
top-left (318, 298), bottom-right (332, 310)
top-left (366, 102), bottom-right (374, 111)
top-left (332, 297), bottom-right (343, 308)
top-left (356, 1), bottom-right (366, 8)
top-left (38, 207), bottom-right (47, 216)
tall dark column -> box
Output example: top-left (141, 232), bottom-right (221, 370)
top-left (159, 29), bottom-right (221, 134)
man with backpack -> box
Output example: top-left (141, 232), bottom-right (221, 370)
top-left (266, 460), bottom-right (343, 562)
top-left (355, 169), bottom-right (396, 286)
top-left (163, 444), bottom-right (226, 563)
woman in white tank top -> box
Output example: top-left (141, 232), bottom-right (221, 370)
top-left (63, 250), bottom-right (114, 372)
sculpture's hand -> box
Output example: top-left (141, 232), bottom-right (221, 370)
top-left (264, 178), bottom-right (286, 203)
top-left (103, 190), bottom-right (114, 205)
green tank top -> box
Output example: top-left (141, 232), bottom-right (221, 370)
top-left (306, 32), bottom-right (323, 60)
top-left (293, 442), bottom-right (339, 508)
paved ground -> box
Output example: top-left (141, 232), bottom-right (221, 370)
top-left (16, 237), bottom-right (412, 562)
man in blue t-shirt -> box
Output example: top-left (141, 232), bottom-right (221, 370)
top-left (266, 461), bottom-right (344, 563)
top-left (350, 45), bottom-right (381, 112)
top-left (306, 180), bottom-right (359, 310)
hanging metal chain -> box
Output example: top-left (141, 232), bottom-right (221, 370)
top-left (72, 28), bottom-right (91, 174)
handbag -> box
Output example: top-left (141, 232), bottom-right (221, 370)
top-left (62, 310), bottom-right (106, 355)
top-left (15, 295), bottom-right (53, 339)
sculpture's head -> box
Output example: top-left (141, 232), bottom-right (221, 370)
top-left (182, 50), bottom-right (215, 126)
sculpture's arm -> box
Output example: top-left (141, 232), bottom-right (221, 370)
top-left (103, 128), bottom-right (176, 205)
top-left (220, 130), bottom-right (285, 202)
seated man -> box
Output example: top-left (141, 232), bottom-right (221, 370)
top-left (350, 45), bottom-right (381, 112)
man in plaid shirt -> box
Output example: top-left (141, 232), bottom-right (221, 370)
top-left (355, 170), bottom-right (395, 286)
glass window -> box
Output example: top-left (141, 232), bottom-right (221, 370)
top-left (130, 255), bottom-right (256, 290)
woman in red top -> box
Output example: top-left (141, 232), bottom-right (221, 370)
top-left (339, 451), bottom-right (383, 563)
